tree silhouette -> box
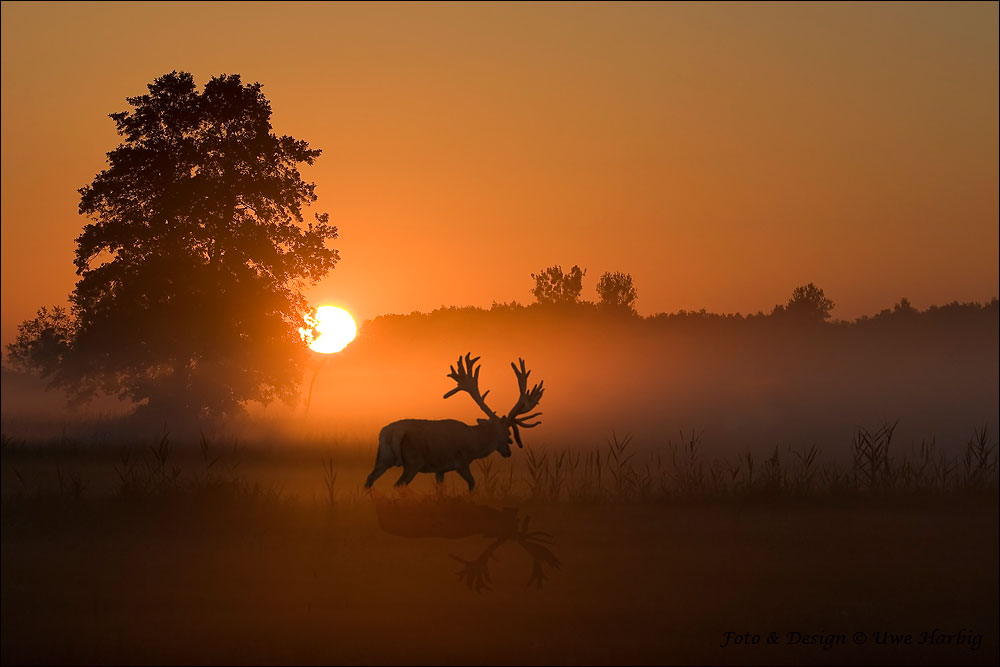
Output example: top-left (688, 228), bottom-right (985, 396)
top-left (776, 282), bottom-right (835, 321)
top-left (7, 71), bottom-right (339, 420)
top-left (530, 265), bottom-right (586, 305)
top-left (596, 271), bottom-right (637, 313)
top-left (893, 297), bottom-right (916, 316)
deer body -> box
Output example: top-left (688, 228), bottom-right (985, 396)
top-left (365, 354), bottom-right (545, 492)
top-left (366, 418), bottom-right (511, 490)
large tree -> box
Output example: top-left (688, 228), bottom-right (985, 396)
top-left (7, 71), bottom-right (339, 420)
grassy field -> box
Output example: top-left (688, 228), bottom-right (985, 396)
top-left (2, 434), bottom-right (998, 666)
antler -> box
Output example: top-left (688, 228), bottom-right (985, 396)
top-left (443, 353), bottom-right (496, 419)
top-left (507, 358), bottom-right (544, 448)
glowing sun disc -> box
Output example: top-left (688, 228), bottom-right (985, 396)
top-left (306, 306), bottom-right (357, 354)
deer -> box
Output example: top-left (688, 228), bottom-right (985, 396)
top-left (364, 353), bottom-right (544, 492)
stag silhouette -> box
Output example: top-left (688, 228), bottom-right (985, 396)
top-left (365, 354), bottom-right (544, 491)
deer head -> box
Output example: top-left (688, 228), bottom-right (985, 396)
top-left (443, 353), bottom-right (545, 455)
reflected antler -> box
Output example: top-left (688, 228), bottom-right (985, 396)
top-left (450, 539), bottom-right (505, 593)
top-left (516, 516), bottom-right (561, 589)
top-left (507, 358), bottom-right (544, 448)
top-left (443, 353), bottom-right (497, 419)
top-left (450, 514), bottom-right (560, 592)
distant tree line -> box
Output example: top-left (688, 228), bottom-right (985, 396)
top-left (408, 293), bottom-right (997, 332)
top-left (528, 264), bottom-right (839, 323)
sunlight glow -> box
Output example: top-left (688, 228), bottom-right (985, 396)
top-left (301, 306), bottom-right (357, 354)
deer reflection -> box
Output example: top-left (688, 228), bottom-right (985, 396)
top-left (370, 489), bottom-right (560, 592)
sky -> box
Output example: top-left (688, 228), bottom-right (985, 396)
top-left (2, 1), bottom-right (997, 346)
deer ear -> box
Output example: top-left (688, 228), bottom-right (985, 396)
top-left (476, 418), bottom-right (489, 426)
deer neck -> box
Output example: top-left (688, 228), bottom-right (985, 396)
top-left (472, 420), bottom-right (503, 456)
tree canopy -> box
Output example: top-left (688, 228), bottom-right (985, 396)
top-left (775, 282), bottom-right (835, 321)
top-left (8, 71), bottom-right (339, 420)
top-left (596, 271), bottom-right (638, 313)
top-left (530, 265), bottom-right (586, 305)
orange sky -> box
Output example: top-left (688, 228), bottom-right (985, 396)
top-left (2, 1), bottom-right (997, 346)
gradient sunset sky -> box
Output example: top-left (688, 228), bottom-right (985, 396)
top-left (2, 1), bottom-right (997, 346)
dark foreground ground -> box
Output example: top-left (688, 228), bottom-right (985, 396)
top-left (2, 485), bottom-right (997, 666)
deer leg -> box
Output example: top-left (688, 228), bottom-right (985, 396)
top-left (394, 466), bottom-right (420, 487)
top-left (456, 464), bottom-right (476, 492)
top-left (365, 464), bottom-right (390, 489)
top-left (435, 472), bottom-right (446, 484)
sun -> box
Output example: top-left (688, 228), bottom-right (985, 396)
top-left (301, 306), bottom-right (357, 354)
